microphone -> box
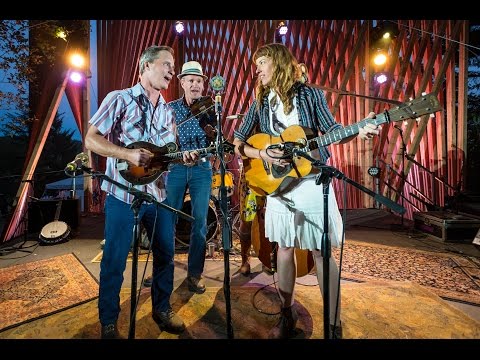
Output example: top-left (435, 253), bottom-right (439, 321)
top-left (215, 94), bottom-right (222, 115)
top-left (65, 152), bottom-right (89, 173)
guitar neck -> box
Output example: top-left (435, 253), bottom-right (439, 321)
top-left (307, 93), bottom-right (441, 150)
top-left (308, 117), bottom-right (385, 150)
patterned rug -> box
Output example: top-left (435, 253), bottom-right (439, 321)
top-left (335, 242), bottom-right (480, 306)
top-left (0, 253), bottom-right (99, 332)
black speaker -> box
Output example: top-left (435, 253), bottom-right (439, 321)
top-left (28, 199), bottom-right (80, 233)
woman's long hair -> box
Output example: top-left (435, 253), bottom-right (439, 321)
top-left (253, 43), bottom-right (302, 115)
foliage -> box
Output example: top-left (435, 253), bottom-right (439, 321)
top-left (0, 111), bottom-right (82, 209)
top-left (0, 20), bottom-right (89, 115)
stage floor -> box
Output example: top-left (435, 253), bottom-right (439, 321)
top-left (1, 209), bottom-right (480, 339)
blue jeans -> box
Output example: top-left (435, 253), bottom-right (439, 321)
top-left (167, 161), bottom-right (212, 277)
top-left (99, 195), bottom-right (175, 326)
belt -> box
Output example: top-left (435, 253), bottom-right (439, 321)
top-left (184, 157), bottom-right (209, 167)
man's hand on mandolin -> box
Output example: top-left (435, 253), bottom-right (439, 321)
top-left (128, 148), bottom-right (154, 167)
top-left (182, 150), bottom-right (200, 166)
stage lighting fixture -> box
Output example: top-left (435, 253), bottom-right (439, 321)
top-left (70, 53), bottom-right (85, 69)
top-left (374, 72), bottom-right (388, 84)
top-left (373, 49), bottom-right (387, 66)
top-left (69, 71), bottom-right (83, 84)
top-left (277, 21), bottom-right (288, 36)
top-left (367, 166), bottom-right (381, 177)
top-left (371, 21), bottom-right (399, 43)
top-left (175, 21), bottom-right (185, 34)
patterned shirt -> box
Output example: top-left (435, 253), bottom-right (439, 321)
top-left (89, 83), bottom-right (176, 204)
top-left (168, 96), bottom-right (213, 152)
top-left (234, 83), bottom-right (342, 163)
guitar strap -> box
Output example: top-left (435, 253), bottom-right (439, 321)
top-left (269, 93), bottom-right (287, 134)
top-left (272, 111), bottom-right (287, 134)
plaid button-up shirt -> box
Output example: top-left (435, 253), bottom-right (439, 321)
top-left (90, 83), bottom-right (176, 204)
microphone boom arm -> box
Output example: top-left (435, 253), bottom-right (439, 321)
top-left (292, 149), bottom-right (406, 214)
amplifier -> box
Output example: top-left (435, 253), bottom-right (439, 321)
top-left (413, 211), bottom-right (480, 243)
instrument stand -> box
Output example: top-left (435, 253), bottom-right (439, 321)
top-left (72, 166), bottom-right (193, 339)
top-left (213, 92), bottom-right (234, 339)
top-left (292, 148), bottom-right (406, 339)
top-left (405, 153), bottom-right (459, 212)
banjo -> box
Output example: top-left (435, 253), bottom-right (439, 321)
top-left (39, 200), bottom-right (71, 245)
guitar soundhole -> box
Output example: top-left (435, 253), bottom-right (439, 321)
top-left (271, 164), bottom-right (291, 178)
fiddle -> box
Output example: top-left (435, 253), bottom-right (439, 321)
top-left (177, 96), bottom-right (216, 128)
top-left (190, 96), bottom-right (215, 118)
top-left (190, 96), bottom-right (218, 141)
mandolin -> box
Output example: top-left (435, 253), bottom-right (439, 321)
top-left (117, 140), bottom-right (235, 185)
top-left (243, 93), bottom-right (442, 196)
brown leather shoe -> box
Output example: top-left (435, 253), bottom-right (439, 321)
top-left (101, 322), bottom-right (122, 339)
top-left (240, 260), bottom-right (251, 276)
top-left (268, 306), bottom-right (298, 339)
top-left (152, 308), bottom-right (186, 334)
top-left (143, 275), bottom-right (153, 287)
top-left (187, 275), bottom-right (206, 294)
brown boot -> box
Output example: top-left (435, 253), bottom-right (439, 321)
top-left (268, 306), bottom-right (298, 339)
top-left (240, 258), bottom-right (251, 276)
top-left (239, 229), bottom-right (251, 276)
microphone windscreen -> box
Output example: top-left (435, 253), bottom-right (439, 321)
top-left (210, 75), bottom-right (225, 92)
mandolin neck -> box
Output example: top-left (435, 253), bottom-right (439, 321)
top-left (164, 146), bottom-right (214, 160)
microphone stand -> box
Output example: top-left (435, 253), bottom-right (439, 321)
top-left (213, 92), bottom-right (234, 339)
top-left (77, 166), bottom-right (194, 339)
top-left (395, 126), bottom-right (407, 227)
top-left (291, 149), bottom-right (405, 339)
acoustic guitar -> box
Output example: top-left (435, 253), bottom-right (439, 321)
top-left (117, 140), bottom-right (235, 185)
top-left (243, 93), bottom-right (442, 196)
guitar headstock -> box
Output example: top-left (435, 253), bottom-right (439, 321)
top-left (386, 93), bottom-right (442, 124)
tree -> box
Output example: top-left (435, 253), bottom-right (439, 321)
top-left (0, 110), bottom-right (82, 210)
